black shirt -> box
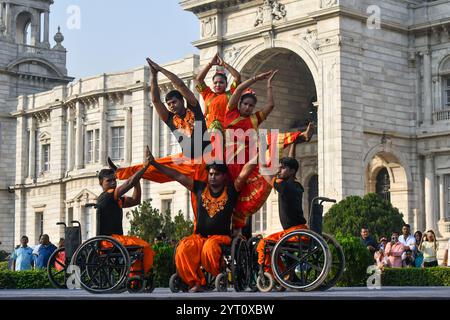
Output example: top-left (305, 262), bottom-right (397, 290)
top-left (96, 189), bottom-right (124, 236)
top-left (273, 179), bottom-right (306, 230)
top-left (361, 236), bottom-right (378, 250)
top-left (192, 180), bottom-right (238, 237)
top-left (164, 103), bottom-right (210, 159)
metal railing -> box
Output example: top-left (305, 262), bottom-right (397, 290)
top-left (434, 108), bottom-right (450, 122)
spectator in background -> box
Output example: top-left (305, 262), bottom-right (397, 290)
top-left (402, 250), bottom-right (414, 268)
top-left (419, 230), bottom-right (439, 268)
top-left (11, 236), bottom-right (34, 271)
top-left (34, 234), bottom-right (57, 269)
top-left (399, 224), bottom-right (416, 259)
top-left (442, 237), bottom-right (450, 267)
top-left (360, 227), bottom-right (378, 255)
top-left (374, 236), bottom-right (388, 269)
top-left (414, 231), bottom-right (424, 267)
top-left (385, 231), bottom-right (405, 268)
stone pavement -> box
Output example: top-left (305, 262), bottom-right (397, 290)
top-left (0, 287), bottom-right (448, 300)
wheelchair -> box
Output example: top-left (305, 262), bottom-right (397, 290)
top-left (169, 234), bottom-right (250, 293)
top-left (248, 197), bottom-right (345, 292)
top-left (47, 220), bottom-right (154, 294)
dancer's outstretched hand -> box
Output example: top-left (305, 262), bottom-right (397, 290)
top-left (146, 58), bottom-right (162, 72)
top-left (267, 69), bottom-right (279, 85)
top-left (211, 53), bottom-right (221, 66)
top-left (254, 70), bottom-right (274, 81)
top-left (107, 157), bottom-right (118, 172)
top-left (144, 145), bottom-right (154, 166)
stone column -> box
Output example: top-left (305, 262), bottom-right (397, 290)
top-left (98, 97), bottom-right (107, 165)
top-left (424, 154), bottom-right (435, 231)
top-left (124, 106), bottom-right (132, 164)
top-left (5, 2), bottom-right (10, 35)
top-left (423, 50), bottom-right (433, 125)
top-left (151, 104), bottom-right (160, 155)
top-left (0, 2), bottom-right (4, 34)
top-left (66, 107), bottom-right (74, 172)
top-left (31, 10), bottom-right (41, 46)
top-left (74, 101), bottom-right (84, 170)
top-left (43, 10), bottom-right (50, 45)
top-left (439, 175), bottom-right (446, 222)
top-left (28, 117), bottom-right (36, 180)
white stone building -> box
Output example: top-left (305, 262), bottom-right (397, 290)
top-left (1, 0), bottom-right (450, 255)
top-left (0, 0), bottom-right (72, 249)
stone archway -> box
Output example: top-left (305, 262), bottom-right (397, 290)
top-left (366, 152), bottom-right (410, 220)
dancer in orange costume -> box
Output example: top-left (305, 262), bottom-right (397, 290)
top-left (96, 146), bottom-right (155, 276)
top-left (112, 58), bottom-right (210, 184)
top-left (195, 53), bottom-right (241, 130)
top-left (224, 70), bottom-right (313, 230)
top-left (144, 149), bottom-right (257, 292)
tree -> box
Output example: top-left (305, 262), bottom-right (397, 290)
top-left (323, 193), bottom-right (405, 241)
top-left (126, 199), bottom-right (193, 243)
top-left (172, 211), bottom-right (194, 241)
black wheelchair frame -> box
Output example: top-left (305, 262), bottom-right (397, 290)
top-left (248, 197), bottom-right (345, 292)
top-left (169, 234), bottom-right (250, 293)
top-left (47, 218), bottom-right (154, 294)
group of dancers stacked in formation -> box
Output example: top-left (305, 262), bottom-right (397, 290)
top-left (95, 54), bottom-right (314, 292)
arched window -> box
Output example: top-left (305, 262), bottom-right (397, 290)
top-left (376, 168), bottom-right (391, 202)
top-left (16, 12), bottom-right (33, 45)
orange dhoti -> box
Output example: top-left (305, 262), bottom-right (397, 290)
top-left (115, 153), bottom-right (207, 183)
top-left (111, 234), bottom-right (155, 276)
top-left (256, 225), bottom-right (308, 273)
top-left (175, 233), bottom-right (231, 288)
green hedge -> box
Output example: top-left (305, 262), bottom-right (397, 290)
top-left (382, 267), bottom-right (450, 286)
top-left (335, 233), bottom-right (373, 287)
top-left (0, 269), bottom-right (54, 289)
top-left (0, 261), bottom-right (8, 271)
top-left (152, 243), bottom-right (175, 287)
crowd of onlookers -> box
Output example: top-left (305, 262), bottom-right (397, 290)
top-left (5, 234), bottom-right (60, 271)
top-left (361, 224), bottom-right (450, 269)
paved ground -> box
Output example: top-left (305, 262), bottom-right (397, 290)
top-left (0, 287), bottom-right (449, 300)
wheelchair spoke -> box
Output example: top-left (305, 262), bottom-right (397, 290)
top-left (279, 260), bottom-right (300, 278)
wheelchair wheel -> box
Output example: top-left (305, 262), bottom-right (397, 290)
top-left (144, 273), bottom-right (155, 293)
top-left (256, 272), bottom-right (274, 292)
top-left (71, 236), bottom-right (130, 294)
top-left (169, 273), bottom-right (189, 293)
top-left (127, 276), bottom-right (145, 293)
top-left (215, 273), bottom-right (228, 292)
top-left (274, 281), bottom-right (286, 292)
top-left (247, 236), bottom-right (262, 292)
top-left (231, 237), bottom-right (250, 292)
top-left (319, 233), bottom-right (345, 291)
top-left (47, 247), bottom-right (68, 289)
top-left (271, 230), bottom-right (331, 292)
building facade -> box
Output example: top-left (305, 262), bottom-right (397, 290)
top-left (2, 0), bottom-right (450, 254)
top-left (0, 0), bottom-right (72, 249)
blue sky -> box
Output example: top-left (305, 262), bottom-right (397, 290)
top-left (49, 0), bottom-right (199, 79)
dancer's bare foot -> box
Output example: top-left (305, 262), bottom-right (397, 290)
top-left (298, 122), bottom-right (315, 142)
top-left (107, 157), bottom-right (118, 172)
top-left (188, 284), bottom-right (205, 293)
